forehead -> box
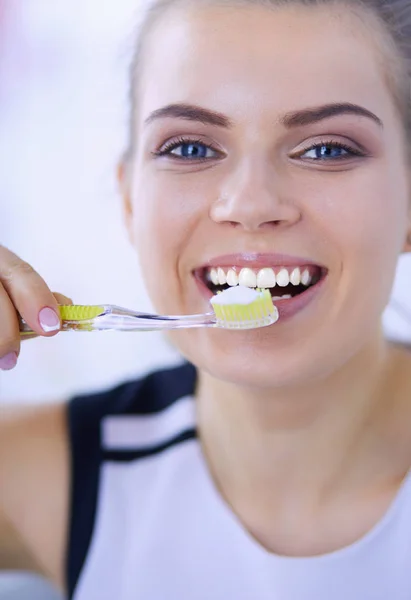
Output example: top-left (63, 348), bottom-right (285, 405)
top-left (138, 3), bottom-right (396, 127)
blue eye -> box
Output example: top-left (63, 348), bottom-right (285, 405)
top-left (155, 138), bottom-right (220, 160)
top-left (171, 142), bottom-right (216, 159)
top-left (301, 143), bottom-right (359, 161)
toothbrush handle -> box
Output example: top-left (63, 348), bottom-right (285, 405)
top-left (78, 311), bottom-right (217, 332)
top-left (19, 306), bottom-right (217, 335)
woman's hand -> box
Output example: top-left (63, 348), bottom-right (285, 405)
top-left (0, 245), bottom-right (72, 370)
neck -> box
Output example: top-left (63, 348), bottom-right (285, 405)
top-left (196, 334), bottom-right (401, 508)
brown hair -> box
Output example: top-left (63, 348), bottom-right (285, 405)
top-left (125, 0), bottom-right (411, 158)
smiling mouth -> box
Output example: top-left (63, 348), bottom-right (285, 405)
top-left (198, 265), bottom-right (326, 300)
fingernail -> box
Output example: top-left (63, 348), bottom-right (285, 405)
top-left (0, 352), bottom-right (18, 371)
top-left (39, 307), bottom-right (60, 332)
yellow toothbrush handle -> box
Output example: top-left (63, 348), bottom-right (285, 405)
top-left (19, 305), bottom-right (105, 336)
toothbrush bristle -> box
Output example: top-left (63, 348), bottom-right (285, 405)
top-left (213, 290), bottom-right (279, 330)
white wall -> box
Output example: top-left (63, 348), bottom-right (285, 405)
top-left (0, 1), bottom-right (410, 403)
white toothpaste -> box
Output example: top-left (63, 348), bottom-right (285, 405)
top-left (210, 285), bottom-right (261, 306)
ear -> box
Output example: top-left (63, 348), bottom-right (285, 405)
top-left (117, 160), bottom-right (135, 246)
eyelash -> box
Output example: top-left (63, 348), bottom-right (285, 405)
top-left (295, 139), bottom-right (366, 160)
top-left (153, 136), bottom-right (366, 161)
top-left (153, 137), bottom-right (220, 160)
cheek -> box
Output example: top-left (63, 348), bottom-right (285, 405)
top-left (129, 168), bottom-right (210, 312)
top-left (133, 167), bottom-right (206, 237)
top-left (312, 164), bottom-right (406, 259)
top-left (311, 164), bottom-right (407, 318)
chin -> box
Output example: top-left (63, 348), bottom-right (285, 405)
top-left (168, 327), bottom-right (333, 390)
top-left (168, 307), bottom-right (381, 390)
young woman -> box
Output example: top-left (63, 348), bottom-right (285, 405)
top-left (1, 1), bottom-right (411, 598)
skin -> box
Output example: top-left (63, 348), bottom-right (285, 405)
top-left (1, 1), bottom-right (411, 592)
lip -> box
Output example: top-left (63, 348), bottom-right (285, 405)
top-left (200, 253), bottom-right (325, 270)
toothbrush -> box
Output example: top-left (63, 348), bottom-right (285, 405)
top-left (19, 288), bottom-right (279, 335)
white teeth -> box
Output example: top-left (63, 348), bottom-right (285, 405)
top-left (256, 268), bottom-right (276, 288)
top-left (301, 269), bottom-right (311, 286)
top-left (290, 268), bottom-right (301, 286)
top-left (276, 268), bottom-right (290, 287)
top-left (226, 269), bottom-right (239, 287)
top-left (208, 265), bottom-right (316, 290)
top-left (272, 295), bottom-right (292, 301)
top-left (210, 268), bottom-right (219, 286)
top-left (217, 268), bottom-right (227, 285)
top-left (239, 268), bottom-right (257, 288)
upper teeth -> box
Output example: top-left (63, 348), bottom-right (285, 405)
top-left (217, 268), bottom-right (227, 285)
top-left (226, 269), bottom-right (239, 286)
top-left (276, 268), bottom-right (290, 287)
top-left (208, 266), bottom-right (313, 288)
top-left (257, 268), bottom-right (276, 288)
top-left (239, 268), bottom-right (257, 288)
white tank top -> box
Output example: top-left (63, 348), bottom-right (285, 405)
top-left (67, 363), bottom-right (411, 600)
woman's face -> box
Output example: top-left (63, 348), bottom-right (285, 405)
top-left (123, 3), bottom-right (410, 388)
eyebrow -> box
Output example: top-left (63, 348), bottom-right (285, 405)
top-left (281, 103), bottom-right (383, 128)
top-left (144, 101), bottom-right (383, 130)
top-left (144, 103), bottom-right (233, 128)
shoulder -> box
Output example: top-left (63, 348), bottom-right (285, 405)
top-left (0, 401), bottom-right (70, 588)
top-left (0, 400), bottom-right (69, 497)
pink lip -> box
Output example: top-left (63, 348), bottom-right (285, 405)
top-left (200, 253), bottom-right (324, 270)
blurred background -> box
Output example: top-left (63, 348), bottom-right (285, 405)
top-left (0, 0), bottom-right (410, 405)
top-left (0, 0), bottom-right (181, 404)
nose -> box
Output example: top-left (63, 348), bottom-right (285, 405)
top-left (210, 159), bottom-right (301, 231)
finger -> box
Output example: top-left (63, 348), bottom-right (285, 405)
top-left (53, 293), bottom-right (73, 306)
top-left (0, 246), bottom-right (61, 337)
top-left (20, 294), bottom-right (73, 340)
top-left (0, 284), bottom-right (20, 370)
